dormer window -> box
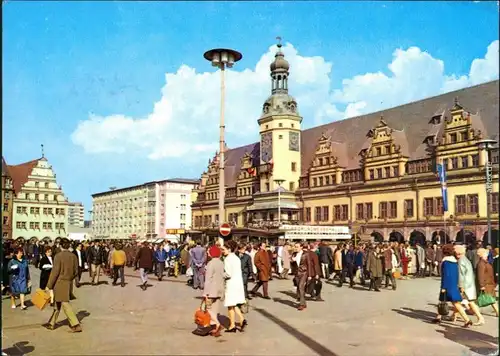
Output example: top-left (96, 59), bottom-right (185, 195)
top-left (319, 158), bottom-right (323, 166)
top-left (376, 147), bottom-right (381, 156)
top-left (325, 157), bottom-right (330, 165)
top-left (461, 131), bottom-right (468, 141)
top-left (35, 182), bottom-right (39, 188)
top-left (430, 115), bottom-right (442, 125)
top-left (385, 145), bottom-right (391, 154)
top-left (450, 133), bottom-right (457, 144)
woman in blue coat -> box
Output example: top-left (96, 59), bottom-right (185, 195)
top-left (8, 247), bottom-right (31, 310)
top-left (432, 244), bottom-right (472, 327)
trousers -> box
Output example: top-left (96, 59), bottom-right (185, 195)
top-left (113, 265), bottom-right (125, 285)
top-left (48, 302), bottom-right (79, 328)
top-left (139, 268), bottom-right (148, 284)
top-left (91, 264), bottom-right (101, 284)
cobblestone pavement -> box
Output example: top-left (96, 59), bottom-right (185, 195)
top-left (2, 267), bottom-right (498, 356)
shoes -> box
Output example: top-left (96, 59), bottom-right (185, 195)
top-left (463, 320), bottom-right (473, 328)
top-left (121, 283), bottom-right (125, 288)
top-left (315, 297), bottom-right (324, 302)
top-left (239, 319), bottom-right (248, 332)
top-left (225, 327), bottom-right (237, 333)
top-left (210, 325), bottom-right (222, 337)
top-left (263, 296), bottom-right (271, 300)
top-left (42, 323), bottom-right (55, 330)
top-left (69, 324), bottom-right (83, 333)
top-left (297, 305), bottom-right (306, 311)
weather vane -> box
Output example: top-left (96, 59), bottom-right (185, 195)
top-left (276, 36), bottom-right (282, 47)
top-left (41, 144), bottom-right (44, 158)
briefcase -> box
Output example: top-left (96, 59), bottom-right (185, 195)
top-left (32, 288), bottom-right (51, 311)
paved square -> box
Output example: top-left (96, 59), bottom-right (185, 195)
top-left (2, 267), bottom-right (498, 356)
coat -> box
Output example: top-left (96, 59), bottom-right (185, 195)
top-left (223, 253), bottom-right (246, 307)
top-left (416, 246), bottom-right (426, 268)
top-left (239, 253), bottom-right (253, 282)
top-left (333, 249), bottom-right (342, 271)
top-left (180, 248), bottom-right (190, 266)
top-left (46, 250), bottom-right (78, 302)
top-left (366, 250), bottom-right (383, 278)
top-left (318, 245), bottom-right (333, 265)
top-left (309, 251), bottom-right (321, 277)
top-left (39, 255), bottom-right (53, 290)
top-left (136, 247), bottom-right (154, 270)
top-left (8, 258), bottom-right (30, 295)
top-left (254, 249), bottom-right (271, 282)
top-left (87, 246), bottom-right (106, 265)
top-left (281, 246), bottom-right (291, 270)
top-left (457, 256), bottom-right (477, 300)
top-left (439, 256), bottom-right (462, 303)
top-left (477, 258), bottom-right (496, 297)
top-left (203, 258), bottom-right (225, 299)
top-left (295, 251), bottom-right (313, 278)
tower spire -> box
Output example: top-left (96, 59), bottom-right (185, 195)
top-left (269, 36), bottom-right (290, 95)
top-left (41, 144), bottom-right (44, 158)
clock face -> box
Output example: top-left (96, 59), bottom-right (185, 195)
top-left (261, 132), bottom-right (273, 163)
top-left (289, 131), bottom-right (300, 151)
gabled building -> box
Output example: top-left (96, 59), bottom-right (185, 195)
top-left (2, 157), bottom-right (14, 239)
top-left (191, 41), bottom-right (499, 245)
top-left (8, 156), bottom-right (70, 242)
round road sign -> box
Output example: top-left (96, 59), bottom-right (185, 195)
top-left (219, 223), bottom-right (232, 237)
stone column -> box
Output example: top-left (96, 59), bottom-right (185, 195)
top-left (425, 226), bottom-right (431, 241)
top-left (383, 227), bottom-right (388, 241)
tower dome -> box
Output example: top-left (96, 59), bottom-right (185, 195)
top-left (270, 43), bottom-right (289, 72)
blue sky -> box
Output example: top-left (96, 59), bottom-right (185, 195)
top-left (3, 1), bottom-right (499, 217)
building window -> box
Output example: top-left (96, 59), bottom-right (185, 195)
top-left (315, 207), bottom-right (322, 222)
top-left (461, 131), bottom-right (469, 141)
top-left (389, 201), bottom-right (397, 218)
top-left (2, 203), bottom-right (8, 212)
top-left (3, 216), bottom-right (8, 225)
top-left (341, 205), bottom-right (348, 220)
top-left (461, 156), bottom-right (468, 168)
top-left (305, 207), bottom-right (311, 222)
top-left (289, 182), bottom-right (295, 191)
top-left (451, 157), bottom-right (458, 169)
top-left (376, 168), bottom-right (382, 179)
top-left (365, 203), bottom-right (373, 220)
top-left (279, 123), bottom-right (283, 127)
top-left (471, 154), bottom-right (479, 167)
top-left (424, 198), bottom-right (434, 216)
top-left (369, 169), bottom-right (374, 180)
top-left (404, 199), bottom-right (414, 218)
top-left (356, 204), bottom-right (364, 220)
top-left (436, 197), bottom-right (443, 216)
top-left (393, 166), bottom-right (399, 177)
top-left (376, 147), bottom-right (381, 156)
top-left (45, 182), bottom-right (49, 188)
top-left (279, 135), bottom-right (283, 139)
top-left (468, 194), bottom-right (479, 214)
top-left (291, 162), bottom-right (297, 172)
top-left (325, 176), bottom-right (330, 185)
top-left (492, 193), bottom-right (499, 214)
top-left (379, 202), bottom-right (388, 219)
top-left (322, 206), bottom-right (329, 221)
top-left (450, 133), bottom-right (457, 144)
top-left (455, 195), bottom-right (466, 215)
top-left (318, 177), bottom-right (323, 186)
top-left (265, 182), bottom-right (270, 191)
top-left (384, 167), bottom-right (391, 178)
top-left (35, 182), bottom-right (39, 188)
top-left (334, 205), bottom-right (341, 221)
top-left (312, 178), bottom-right (317, 187)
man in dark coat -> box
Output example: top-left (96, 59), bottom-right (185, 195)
top-left (318, 242), bottom-right (333, 279)
top-left (136, 242), bottom-right (154, 291)
top-left (44, 238), bottom-right (81, 333)
top-left (307, 244), bottom-right (323, 301)
top-left (86, 240), bottom-right (105, 286)
top-left (250, 243), bottom-right (271, 299)
top-left (238, 243), bottom-right (253, 300)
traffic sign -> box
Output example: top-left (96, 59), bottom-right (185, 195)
top-left (219, 223), bottom-right (232, 237)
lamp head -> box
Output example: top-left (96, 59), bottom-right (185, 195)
top-left (204, 48), bottom-right (242, 69)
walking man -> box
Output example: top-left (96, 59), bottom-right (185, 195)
top-left (73, 243), bottom-right (86, 288)
top-left (44, 238), bottom-right (82, 333)
top-left (87, 240), bottom-right (105, 285)
top-left (111, 243), bottom-right (127, 287)
top-left (136, 242), bottom-right (153, 291)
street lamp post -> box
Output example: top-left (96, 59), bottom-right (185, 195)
top-left (477, 138), bottom-right (497, 246)
top-left (274, 179), bottom-right (285, 226)
top-left (203, 48), bottom-right (242, 230)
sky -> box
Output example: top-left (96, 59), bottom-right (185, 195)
top-left (3, 1), bottom-right (499, 218)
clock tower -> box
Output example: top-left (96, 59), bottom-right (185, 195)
top-left (258, 39), bottom-right (302, 192)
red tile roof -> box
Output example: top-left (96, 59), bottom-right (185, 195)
top-left (218, 80), bottom-right (499, 186)
top-left (2, 157), bottom-right (12, 178)
top-left (7, 158), bottom-right (40, 193)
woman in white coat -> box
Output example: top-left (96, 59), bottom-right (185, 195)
top-left (222, 240), bottom-right (247, 333)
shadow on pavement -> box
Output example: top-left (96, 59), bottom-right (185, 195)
top-left (436, 324), bottom-right (498, 355)
top-left (54, 310), bottom-right (91, 328)
top-left (2, 341), bottom-right (35, 355)
top-left (273, 297), bottom-right (297, 309)
top-left (392, 307), bottom-right (437, 324)
top-left (253, 307), bottom-right (338, 356)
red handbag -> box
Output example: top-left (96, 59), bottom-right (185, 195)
top-left (194, 299), bottom-right (211, 327)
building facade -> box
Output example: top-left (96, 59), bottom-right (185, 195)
top-left (8, 157), bottom-right (70, 242)
top-left (2, 157), bottom-right (14, 240)
top-left (92, 178), bottom-right (199, 240)
top-left (68, 202), bottom-right (85, 227)
top-left (191, 41), bottom-right (499, 245)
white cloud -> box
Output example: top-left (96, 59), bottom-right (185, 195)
top-left (71, 40), bottom-right (499, 160)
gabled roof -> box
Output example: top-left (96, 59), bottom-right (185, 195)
top-left (7, 158), bottom-right (40, 193)
top-left (217, 80), bottom-right (498, 183)
top-left (2, 157), bottom-right (12, 178)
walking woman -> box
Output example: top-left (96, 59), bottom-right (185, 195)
top-left (432, 245), bottom-right (472, 327)
top-left (203, 246), bottom-right (225, 337)
top-left (8, 248), bottom-right (31, 310)
top-left (477, 248), bottom-right (499, 317)
top-left (222, 240), bottom-right (247, 332)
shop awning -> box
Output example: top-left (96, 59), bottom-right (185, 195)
top-left (246, 201), bottom-right (299, 211)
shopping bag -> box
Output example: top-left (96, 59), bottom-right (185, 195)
top-left (194, 300), bottom-right (211, 327)
top-left (32, 288), bottom-right (51, 311)
top-left (477, 291), bottom-right (496, 308)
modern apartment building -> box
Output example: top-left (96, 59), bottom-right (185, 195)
top-left (68, 202), bottom-right (85, 227)
top-left (92, 178), bottom-right (199, 240)
top-left (8, 156), bottom-right (70, 242)
top-left (2, 157), bottom-right (14, 239)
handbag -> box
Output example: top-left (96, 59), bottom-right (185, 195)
top-left (31, 288), bottom-right (51, 311)
top-left (194, 299), bottom-right (211, 327)
top-left (477, 291), bottom-right (496, 308)
top-left (438, 292), bottom-right (450, 316)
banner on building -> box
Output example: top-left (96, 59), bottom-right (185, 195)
top-left (437, 163), bottom-right (448, 212)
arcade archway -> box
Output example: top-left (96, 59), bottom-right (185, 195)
top-left (482, 229), bottom-right (499, 248)
top-left (389, 230), bottom-right (405, 243)
top-left (456, 229), bottom-right (476, 245)
top-left (371, 231), bottom-right (384, 243)
top-left (431, 230), bottom-right (450, 245)
top-left (409, 230), bottom-right (426, 246)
